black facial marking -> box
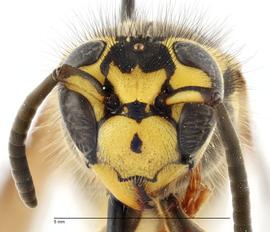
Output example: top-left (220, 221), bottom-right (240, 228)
top-left (104, 94), bottom-right (122, 115)
top-left (103, 79), bottom-right (122, 116)
top-left (101, 37), bottom-right (175, 77)
top-left (59, 86), bottom-right (97, 165)
top-left (173, 41), bottom-right (223, 105)
top-left (65, 41), bottom-right (105, 68)
top-left (130, 133), bottom-right (143, 153)
top-left (161, 79), bottom-right (174, 94)
top-left (150, 94), bottom-right (171, 118)
top-left (125, 101), bottom-right (147, 122)
top-left (178, 103), bottom-right (215, 165)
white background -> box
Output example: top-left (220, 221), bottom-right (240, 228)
top-left (0, 0), bottom-right (270, 231)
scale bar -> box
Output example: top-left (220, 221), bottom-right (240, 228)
top-left (54, 217), bottom-right (231, 220)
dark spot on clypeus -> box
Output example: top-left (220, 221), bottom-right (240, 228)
top-left (130, 133), bottom-right (143, 153)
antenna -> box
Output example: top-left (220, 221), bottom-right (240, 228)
top-left (121, 0), bottom-right (135, 21)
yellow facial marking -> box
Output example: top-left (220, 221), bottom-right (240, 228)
top-left (97, 116), bottom-right (178, 179)
top-left (64, 76), bottom-right (104, 121)
top-left (93, 163), bottom-right (187, 210)
top-left (92, 164), bottom-right (141, 210)
top-left (166, 90), bottom-right (205, 105)
top-left (107, 65), bottom-right (167, 104)
top-left (164, 38), bottom-right (212, 90)
top-left (63, 38), bottom-right (116, 121)
top-left (65, 76), bottom-right (103, 101)
top-left (145, 164), bottom-right (187, 193)
top-left (170, 64), bottom-right (212, 89)
top-left (80, 37), bottom-right (116, 84)
top-left (171, 104), bottom-right (184, 122)
top-left (94, 115), bottom-right (191, 210)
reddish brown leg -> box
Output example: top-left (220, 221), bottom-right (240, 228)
top-left (181, 165), bottom-right (211, 217)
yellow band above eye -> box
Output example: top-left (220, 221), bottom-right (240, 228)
top-left (64, 75), bottom-right (105, 121)
top-left (65, 75), bottom-right (104, 101)
top-left (166, 90), bottom-right (205, 105)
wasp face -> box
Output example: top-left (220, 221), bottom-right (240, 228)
top-left (60, 35), bottom-right (218, 210)
top-left (7, 2), bottom-right (252, 230)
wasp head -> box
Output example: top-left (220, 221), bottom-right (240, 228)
top-left (60, 34), bottom-right (223, 210)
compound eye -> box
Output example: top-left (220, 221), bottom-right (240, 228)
top-left (178, 103), bottom-right (215, 166)
top-left (59, 87), bottom-right (98, 165)
top-left (167, 41), bottom-right (224, 106)
top-left (65, 41), bottom-right (106, 68)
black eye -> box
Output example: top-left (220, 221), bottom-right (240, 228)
top-left (178, 104), bottom-right (215, 167)
top-left (65, 41), bottom-right (105, 68)
top-left (59, 87), bottom-right (98, 165)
